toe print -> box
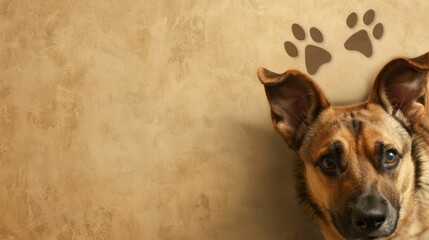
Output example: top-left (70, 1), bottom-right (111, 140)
top-left (292, 23), bottom-right (305, 40)
top-left (284, 41), bottom-right (298, 57)
top-left (344, 9), bottom-right (384, 57)
top-left (284, 24), bottom-right (332, 75)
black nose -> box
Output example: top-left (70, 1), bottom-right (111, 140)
top-left (350, 194), bottom-right (387, 233)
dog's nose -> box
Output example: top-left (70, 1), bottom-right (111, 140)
top-left (350, 194), bottom-right (387, 233)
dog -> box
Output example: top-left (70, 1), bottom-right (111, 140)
top-left (257, 52), bottom-right (429, 239)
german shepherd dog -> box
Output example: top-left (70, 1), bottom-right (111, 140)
top-left (257, 53), bottom-right (429, 239)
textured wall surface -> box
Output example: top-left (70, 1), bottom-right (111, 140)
top-left (1, 0), bottom-right (428, 239)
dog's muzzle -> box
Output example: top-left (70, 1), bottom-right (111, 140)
top-left (331, 193), bottom-right (399, 239)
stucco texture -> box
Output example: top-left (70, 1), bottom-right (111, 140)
top-left (0, 0), bottom-right (428, 239)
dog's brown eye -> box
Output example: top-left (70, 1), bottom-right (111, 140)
top-left (384, 149), bottom-right (399, 168)
top-left (319, 156), bottom-right (340, 176)
top-left (322, 157), bottom-right (335, 169)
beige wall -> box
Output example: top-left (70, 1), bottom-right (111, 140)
top-left (1, 0), bottom-right (428, 239)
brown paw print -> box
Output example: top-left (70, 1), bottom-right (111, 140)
top-left (284, 24), bottom-right (331, 75)
top-left (344, 9), bottom-right (384, 57)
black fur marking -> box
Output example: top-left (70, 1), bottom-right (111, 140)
top-left (417, 122), bottom-right (429, 136)
top-left (293, 159), bottom-right (326, 222)
top-left (294, 110), bottom-right (327, 150)
top-left (351, 119), bottom-right (362, 136)
top-left (348, 112), bottom-right (363, 138)
top-left (332, 140), bottom-right (344, 155)
top-left (412, 122), bottom-right (429, 190)
top-left (411, 139), bottom-right (423, 190)
top-left (272, 112), bottom-right (282, 124)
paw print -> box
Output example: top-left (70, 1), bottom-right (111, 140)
top-left (284, 24), bottom-right (331, 75)
top-left (344, 9), bottom-right (384, 57)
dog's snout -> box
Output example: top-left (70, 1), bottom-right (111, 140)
top-left (350, 194), bottom-right (388, 233)
top-left (352, 208), bottom-right (386, 232)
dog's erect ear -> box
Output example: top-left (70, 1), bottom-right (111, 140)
top-left (370, 52), bottom-right (429, 124)
top-left (257, 68), bottom-right (330, 149)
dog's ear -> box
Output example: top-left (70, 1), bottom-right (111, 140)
top-left (257, 68), bottom-right (330, 149)
top-left (370, 52), bottom-right (429, 124)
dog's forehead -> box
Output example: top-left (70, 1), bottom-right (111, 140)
top-left (308, 103), bottom-right (389, 138)
top-left (330, 103), bottom-right (386, 123)
top-left (318, 103), bottom-right (395, 131)
top-left (300, 103), bottom-right (409, 160)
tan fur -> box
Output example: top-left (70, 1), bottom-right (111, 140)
top-left (258, 52), bottom-right (429, 239)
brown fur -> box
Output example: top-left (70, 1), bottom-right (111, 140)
top-left (258, 52), bottom-right (429, 239)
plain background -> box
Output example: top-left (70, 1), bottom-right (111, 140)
top-left (0, 0), bottom-right (428, 239)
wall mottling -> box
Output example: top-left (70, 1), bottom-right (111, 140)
top-left (0, 0), bottom-right (428, 239)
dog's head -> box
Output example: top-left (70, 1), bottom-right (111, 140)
top-left (258, 53), bottom-right (429, 239)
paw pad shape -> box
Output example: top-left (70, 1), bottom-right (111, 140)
top-left (344, 9), bottom-right (384, 57)
top-left (284, 24), bottom-right (331, 75)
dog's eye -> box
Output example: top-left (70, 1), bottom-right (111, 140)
top-left (319, 156), bottom-right (340, 176)
top-left (322, 157), bottom-right (335, 169)
top-left (384, 149), bottom-right (400, 168)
